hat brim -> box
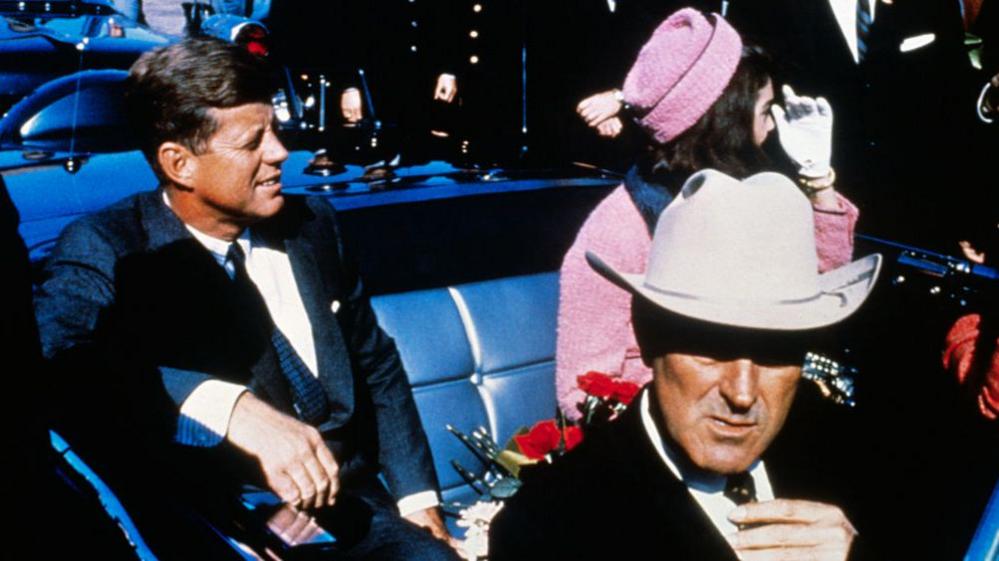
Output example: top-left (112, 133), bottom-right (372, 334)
top-left (586, 252), bottom-right (882, 331)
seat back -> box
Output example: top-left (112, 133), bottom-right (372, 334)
top-left (371, 272), bottom-right (559, 508)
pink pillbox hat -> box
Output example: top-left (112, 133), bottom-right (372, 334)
top-left (622, 8), bottom-right (743, 144)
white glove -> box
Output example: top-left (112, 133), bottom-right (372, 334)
top-left (772, 85), bottom-right (833, 179)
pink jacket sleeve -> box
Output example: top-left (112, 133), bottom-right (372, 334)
top-left (555, 187), bottom-right (652, 421)
top-left (813, 192), bottom-right (859, 273)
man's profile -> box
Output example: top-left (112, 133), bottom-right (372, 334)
top-left (34, 38), bottom-right (459, 560)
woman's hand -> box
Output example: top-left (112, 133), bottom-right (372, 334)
top-left (772, 85), bottom-right (833, 179)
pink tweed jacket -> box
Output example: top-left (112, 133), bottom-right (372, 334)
top-left (556, 185), bottom-right (860, 420)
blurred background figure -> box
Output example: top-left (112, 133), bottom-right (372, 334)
top-left (726, 0), bottom-right (980, 248)
top-left (526, 0), bottom-right (722, 170)
top-left (342, 0), bottom-right (463, 163)
top-left (451, 0), bottom-right (526, 164)
top-left (112, 0), bottom-right (145, 22)
top-left (266, 0), bottom-right (463, 165)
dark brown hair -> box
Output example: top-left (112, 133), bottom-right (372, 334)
top-left (124, 38), bottom-right (273, 178)
top-left (637, 45), bottom-right (777, 188)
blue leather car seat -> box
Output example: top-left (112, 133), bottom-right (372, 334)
top-left (370, 272), bottom-right (559, 512)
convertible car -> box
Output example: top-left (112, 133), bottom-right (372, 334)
top-left (1, 6), bottom-right (996, 560)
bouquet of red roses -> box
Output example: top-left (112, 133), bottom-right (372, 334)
top-left (447, 371), bottom-right (640, 492)
top-left (446, 371), bottom-right (642, 559)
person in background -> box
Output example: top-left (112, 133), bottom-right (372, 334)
top-left (112, 0), bottom-right (144, 23)
top-left (944, 235), bottom-right (998, 421)
top-left (339, 0), bottom-right (462, 162)
top-left (556, 9), bottom-right (859, 420)
top-left (726, 0), bottom-right (976, 247)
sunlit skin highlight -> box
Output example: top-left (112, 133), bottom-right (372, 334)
top-left (652, 352), bottom-right (800, 475)
top-left (162, 102), bottom-right (289, 241)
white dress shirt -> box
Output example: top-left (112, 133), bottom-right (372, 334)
top-left (829, 0), bottom-right (877, 63)
top-left (166, 195), bottom-right (437, 515)
top-left (639, 390), bottom-right (775, 538)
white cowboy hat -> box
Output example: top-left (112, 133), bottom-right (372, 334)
top-left (586, 169), bottom-right (882, 330)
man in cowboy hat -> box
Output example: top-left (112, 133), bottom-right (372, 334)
top-left (489, 169), bottom-right (882, 561)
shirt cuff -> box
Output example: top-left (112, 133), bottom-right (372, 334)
top-left (397, 490), bottom-right (440, 517)
top-left (175, 380), bottom-right (248, 447)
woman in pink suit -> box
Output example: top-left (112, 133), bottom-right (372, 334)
top-left (557, 8), bottom-right (859, 420)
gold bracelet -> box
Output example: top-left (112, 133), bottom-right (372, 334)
top-left (797, 168), bottom-right (836, 197)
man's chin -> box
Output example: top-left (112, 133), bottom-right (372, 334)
top-left (688, 444), bottom-right (762, 476)
top-left (254, 193), bottom-right (286, 218)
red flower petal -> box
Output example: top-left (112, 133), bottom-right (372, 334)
top-left (611, 381), bottom-right (641, 406)
top-left (563, 426), bottom-right (584, 451)
top-left (577, 371), bottom-right (617, 399)
top-left (513, 420), bottom-right (562, 460)
top-left (513, 420), bottom-right (585, 460)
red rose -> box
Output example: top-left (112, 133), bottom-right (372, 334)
top-left (513, 420), bottom-right (584, 460)
top-left (611, 381), bottom-right (641, 406)
top-left (577, 371), bottom-right (617, 399)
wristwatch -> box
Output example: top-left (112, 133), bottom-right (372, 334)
top-left (612, 89), bottom-right (631, 113)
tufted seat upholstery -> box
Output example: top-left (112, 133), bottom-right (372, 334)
top-left (370, 272), bottom-right (560, 512)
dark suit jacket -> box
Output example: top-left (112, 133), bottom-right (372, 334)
top-left (34, 190), bottom-right (437, 500)
top-left (726, 0), bottom-right (976, 243)
top-left (489, 386), bottom-right (879, 561)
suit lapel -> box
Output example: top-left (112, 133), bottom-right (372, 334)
top-left (615, 405), bottom-right (742, 560)
top-left (280, 214), bottom-right (356, 427)
top-left (135, 190), bottom-right (296, 412)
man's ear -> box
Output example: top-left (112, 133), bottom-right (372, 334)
top-left (156, 141), bottom-right (198, 189)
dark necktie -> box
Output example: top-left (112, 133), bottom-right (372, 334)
top-left (856, 0), bottom-right (873, 63)
top-left (226, 242), bottom-right (330, 425)
top-left (724, 471), bottom-right (758, 506)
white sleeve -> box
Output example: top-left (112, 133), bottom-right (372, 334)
top-left (396, 490), bottom-right (441, 517)
top-left (175, 380), bottom-right (248, 447)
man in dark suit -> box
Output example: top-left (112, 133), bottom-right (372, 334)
top-left (34, 38), bottom-right (459, 560)
top-left (490, 170), bottom-right (884, 560)
top-left (726, 0), bottom-right (977, 246)
top-left (339, 0), bottom-right (462, 161)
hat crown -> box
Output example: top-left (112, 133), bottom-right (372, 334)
top-left (621, 9), bottom-right (743, 143)
top-left (645, 170), bottom-right (820, 303)
top-left (623, 9), bottom-right (718, 112)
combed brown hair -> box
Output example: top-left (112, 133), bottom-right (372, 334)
top-left (124, 37), bottom-right (273, 178)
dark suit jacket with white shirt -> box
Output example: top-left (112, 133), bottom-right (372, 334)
top-left (727, 0), bottom-right (976, 243)
top-left (489, 385), bottom-right (881, 561)
top-left (34, 189), bottom-right (438, 502)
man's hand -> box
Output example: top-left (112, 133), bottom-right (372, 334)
top-left (226, 393), bottom-right (339, 510)
top-left (434, 74), bottom-right (458, 103)
top-left (596, 116), bottom-right (624, 138)
top-left (576, 90), bottom-right (623, 127)
top-left (405, 507), bottom-right (459, 548)
top-left (726, 499), bottom-right (857, 561)
top-left (341, 88), bottom-right (363, 123)
top-left (958, 240), bottom-right (986, 264)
